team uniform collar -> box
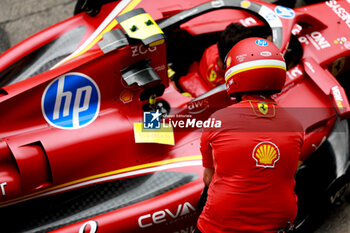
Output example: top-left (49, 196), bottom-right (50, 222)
top-left (241, 94), bottom-right (276, 104)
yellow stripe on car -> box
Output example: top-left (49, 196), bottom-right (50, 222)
top-left (52, 0), bottom-right (142, 69)
top-left (0, 155), bottom-right (202, 206)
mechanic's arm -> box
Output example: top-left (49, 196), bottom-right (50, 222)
top-left (203, 167), bottom-right (214, 186)
top-left (198, 132), bottom-right (215, 211)
top-left (200, 132), bottom-right (215, 186)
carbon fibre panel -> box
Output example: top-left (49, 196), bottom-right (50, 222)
top-left (0, 26), bottom-right (86, 87)
top-left (0, 171), bottom-right (198, 233)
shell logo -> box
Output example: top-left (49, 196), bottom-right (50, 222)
top-left (120, 89), bottom-right (133, 103)
top-left (252, 141), bottom-right (280, 168)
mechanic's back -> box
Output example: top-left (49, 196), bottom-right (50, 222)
top-left (196, 38), bottom-right (304, 233)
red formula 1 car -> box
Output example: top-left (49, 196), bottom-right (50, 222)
top-left (0, 0), bottom-right (349, 232)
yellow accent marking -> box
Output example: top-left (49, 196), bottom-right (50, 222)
top-left (149, 39), bottom-right (165, 47)
top-left (225, 64), bottom-right (286, 81)
top-left (55, 0), bottom-right (142, 67)
top-left (120, 13), bottom-right (164, 41)
top-left (74, 19), bottom-right (119, 57)
top-left (241, 0), bottom-right (251, 8)
top-left (258, 102), bottom-right (268, 115)
top-left (210, 143), bottom-right (217, 170)
top-left (255, 143), bottom-right (277, 165)
top-left (226, 56), bottom-right (232, 68)
top-left (168, 66), bottom-right (176, 79)
top-left (209, 70), bottom-right (217, 82)
top-left (241, 99), bottom-right (276, 104)
top-left (181, 92), bottom-right (192, 97)
top-left (61, 155), bottom-right (201, 187)
top-left (0, 155), bottom-right (202, 206)
top-left (247, 101), bottom-right (276, 118)
top-left (133, 122), bottom-right (175, 145)
top-left (337, 100), bottom-right (344, 109)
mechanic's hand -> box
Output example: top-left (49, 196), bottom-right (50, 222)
top-left (203, 167), bottom-right (214, 186)
top-left (197, 186), bottom-right (208, 212)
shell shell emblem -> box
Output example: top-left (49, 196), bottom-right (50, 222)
top-left (120, 89), bottom-right (133, 103)
top-left (252, 141), bottom-right (280, 168)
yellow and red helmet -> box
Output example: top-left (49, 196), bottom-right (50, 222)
top-left (224, 37), bottom-right (286, 96)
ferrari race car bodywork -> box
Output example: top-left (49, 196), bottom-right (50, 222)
top-left (0, 0), bottom-right (349, 232)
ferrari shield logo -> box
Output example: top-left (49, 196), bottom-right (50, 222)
top-left (252, 141), bottom-right (280, 168)
top-left (258, 102), bottom-right (268, 115)
top-left (209, 70), bottom-right (217, 82)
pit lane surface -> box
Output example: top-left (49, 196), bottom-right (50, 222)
top-left (0, 0), bottom-right (349, 232)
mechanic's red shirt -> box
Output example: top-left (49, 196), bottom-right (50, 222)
top-left (197, 95), bottom-right (304, 233)
top-left (198, 44), bottom-right (225, 88)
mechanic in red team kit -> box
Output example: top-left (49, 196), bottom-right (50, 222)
top-left (194, 38), bottom-right (304, 233)
top-left (182, 23), bottom-right (274, 97)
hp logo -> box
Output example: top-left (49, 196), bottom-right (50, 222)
top-left (255, 39), bottom-right (268, 47)
top-left (275, 6), bottom-right (295, 19)
top-left (42, 73), bottom-right (100, 129)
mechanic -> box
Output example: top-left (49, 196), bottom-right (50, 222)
top-left (194, 38), bottom-right (304, 233)
top-left (181, 23), bottom-right (273, 97)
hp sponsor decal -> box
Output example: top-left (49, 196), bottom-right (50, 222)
top-left (255, 39), bottom-right (268, 47)
top-left (275, 6), bottom-right (295, 19)
top-left (42, 73), bottom-right (100, 129)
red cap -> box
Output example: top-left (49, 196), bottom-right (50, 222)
top-left (224, 37), bottom-right (286, 95)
